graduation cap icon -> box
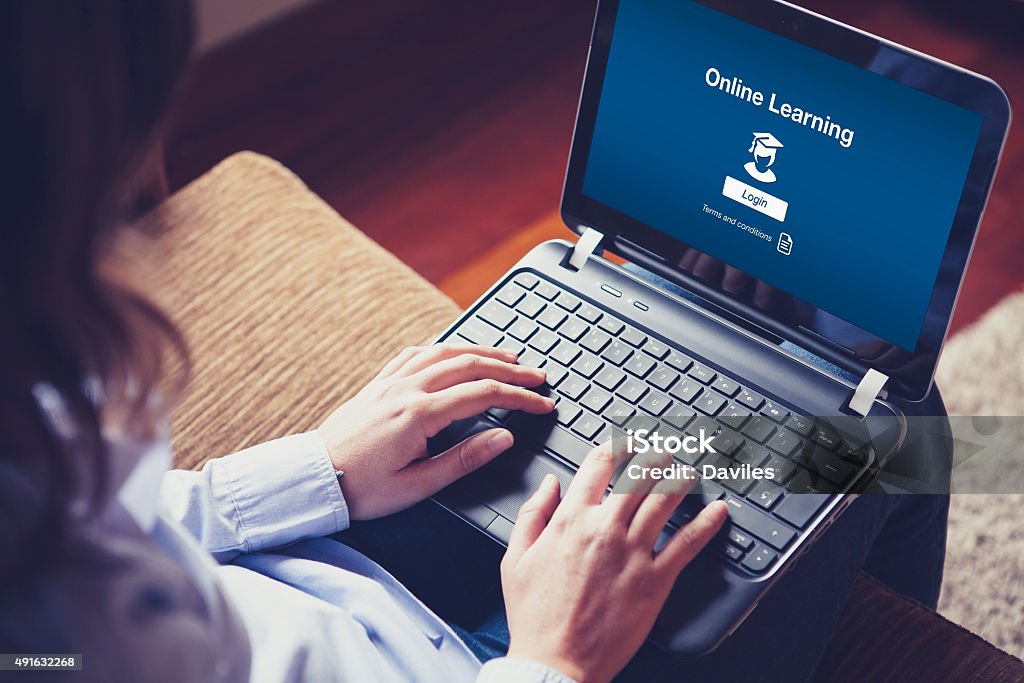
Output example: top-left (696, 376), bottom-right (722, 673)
top-left (744, 132), bottom-right (783, 184)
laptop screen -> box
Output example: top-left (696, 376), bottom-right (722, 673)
top-left (580, 0), bottom-right (985, 353)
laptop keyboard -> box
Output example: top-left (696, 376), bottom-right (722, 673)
top-left (447, 271), bottom-right (869, 575)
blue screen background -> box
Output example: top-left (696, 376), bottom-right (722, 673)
top-left (582, 0), bottom-right (983, 351)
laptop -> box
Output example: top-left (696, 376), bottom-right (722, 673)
top-left (428, 0), bottom-right (1010, 656)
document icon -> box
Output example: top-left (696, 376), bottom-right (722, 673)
top-left (777, 232), bottom-right (793, 256)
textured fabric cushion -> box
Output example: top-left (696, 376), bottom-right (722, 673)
top-left (813, 573), bottom-right (1024, 682)
top-left (143, 152), bottom-right (460, 470)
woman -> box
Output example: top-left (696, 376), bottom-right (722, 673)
top-left (0, 3), bottom-right (949, 682)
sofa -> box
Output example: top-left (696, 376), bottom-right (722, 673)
top-left (143, 152), bottom-right (1024, 682)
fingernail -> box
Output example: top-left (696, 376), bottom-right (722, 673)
top-left (488, 430), bottom-right (514, 455)
top-left (543, 473), bottom-right (557, 489)
top-left (546, 397), bottom-right (557, 410)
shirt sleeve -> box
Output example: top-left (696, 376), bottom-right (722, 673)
top-left (160, 431), bottom-right (349, 558)
top-left (476, 658), bottom-right (578, 683)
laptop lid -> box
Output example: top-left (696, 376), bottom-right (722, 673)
top-left (561, 0), bottom-right (1011, 402)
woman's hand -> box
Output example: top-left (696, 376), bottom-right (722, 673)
top-left (317, 344), bottom-right (554, 520)
top-left (501, 442), bottom-right (729, 683)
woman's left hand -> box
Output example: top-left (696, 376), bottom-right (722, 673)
top-left (317, 344), bottom-right (554, 520)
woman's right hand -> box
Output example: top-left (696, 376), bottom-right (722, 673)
top-left (500, 442), bottom-right (729, 683)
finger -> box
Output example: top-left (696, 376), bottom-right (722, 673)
top-left (560, 440), bottom-right (631, 509)
top-left (630, 475), bottom-right (699, 546)
top-left (420, 380), bottom-right (555, 436)
top-left (505, 473), bottom-right (562, 567)
top-left (374, 346), bottom-right (426, 380)
top-left (398, 428), bottom-right (515, 500)
top-left (412, 354), bottom-right (546, 393)
top-left (391, 344), bottom-right (518, 379)
top-left (655, 500), bottom-right (729, 575)
top-left (604, 450), bottom-right (675, 524)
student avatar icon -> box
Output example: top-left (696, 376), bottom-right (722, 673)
top-left (744, 132), bottom-right (783, 184)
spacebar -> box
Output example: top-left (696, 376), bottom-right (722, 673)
top-left (508, 415), bottom-right (593, 468)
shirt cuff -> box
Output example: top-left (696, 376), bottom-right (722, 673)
top-left (476, 658), bottom-right (578, 683)
top-left (217, 431), bottom-right (349, 551)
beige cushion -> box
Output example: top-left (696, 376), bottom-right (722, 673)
top-left (143, 152), bottom-right (460, 470)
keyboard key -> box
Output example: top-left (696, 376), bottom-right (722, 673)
top-left (537, 307), bottom-right (568, 330)
top-left (712, 375), bottom-right (740, 397)
top-left (668, 378), bottom-right (703, 404)
top-left (597, 317), bottom-right (625, 335)
top-left (572, 414), bottom-right (605, 440)
top-left (786, 415), bottom-right (815, 437)
top-left (724, 544), bottom-right (744, 562)
top-left (577, 303), bottom-right (603, 324)
top-left (642, 338), bottom-right (670, 359)
top-left (457, 320), bottom-right (502, 347)
top-left (601, 341), bottom-right (633, 366)
top-left (710, 428), bottom-right (744, 457)
top-left (623, 353), bottom-right (656, 378)
top-left (718, 403), bottom-right (751, 429)
top-left (796, 448), bottom-right (855, 485)
top-left (810, 427), bottom-right (843, 451)
top-left (749, 481), bottom-right (784, 510)
top-left (535, 281), bottom-right (559, 300)
top-left (724, 497), bottom-right (795, 550)
top-left (662, 410), bottom-right (694, 431)
top-left (581, 387), bottom-right (613, 414)
top-left (722, 474), bottom-right (757, 496)
top-left (688, 363), bottom-right (717, 384)
top-left (766, 429), bottom-right (801, 457)
top-left (555, 402), bottom-right (582, 427)
top-left (785, 469), bottom-right (840, 495)
top-left (694, 391), bottom-right (726, 416)
top-left (623, 414), bottom-right (658, 434)
top-left (528, 329), bottom-right (559, 354)
top-left (580, 328), bottom-right (612, 354)
top-left (737, 388), bottom-right (765, 411)
top-left (638, 391), bottom-right (672, 417)
top-left (550, 342), bottom-right (581, 367)
top-left (557, 375), bottom-right (589, 401)
top-left (594, 365), bottom-right (626, 391)
top-left (544, 364), bottom-right (568, 388)
top-left (514, 273), bottom-right (539, 289)
top-left (741, 416), bottom-right (776, 444)
top-left (742, 544), bottom-right (777, 573)
top-left (763, 455), bottom-right (797, 485)
top-left (648, 367), bottom-right (679, 392)
top-left (555, 291), bottom-right (581, 312)
top-left (666, 351), bottom-right (693, 372)
top-left (571, 352), bottom-right (603, 379)
top-left (559, 318), bottom-right (589, 342)
top-left (615, 378), bottom-right (649, 403)
top-left (518, 349), bottom-right (545, 369)
top-left (727, 528), bottom-right (755, 550)
top-left (517, 295), bottom-right (546, 319)
top-left (603, 401), bottom-right (635, 427)
top-left (734, 443), bottom-right (769, 467)
top-left (761, 400), bottom-right (789, 423)
top-left (620, 327), bottom-right (647, 347)
top-left (773, 490), bottom-right (830, 528)
top-left (495, 283), bottom-right (526, 307)
top-left (498, 337), bottom-right (524, 356)
top-left (507, 319), bottom-right (537, 342)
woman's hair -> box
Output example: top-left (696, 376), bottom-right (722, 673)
top-left (0, 3), bottom-right (194, 581)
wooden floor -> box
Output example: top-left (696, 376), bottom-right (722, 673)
top-left (166, 0), bottom-right (1023, 334)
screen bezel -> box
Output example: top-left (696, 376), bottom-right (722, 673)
top-left (561, 0), bottom-right (1011, 402)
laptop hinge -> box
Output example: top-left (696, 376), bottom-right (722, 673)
top-left (563, 227), bottom-right (605, 272)
top-left (846, 368), bottom-right (889, 418)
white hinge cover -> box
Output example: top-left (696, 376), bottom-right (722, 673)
top-left (848, 368), bottom-right (889, 417)
top-left (566, 227), bottom-right (604, 271)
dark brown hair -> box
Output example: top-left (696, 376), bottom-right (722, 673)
top-left (0, 2), bottom-right (194, 581)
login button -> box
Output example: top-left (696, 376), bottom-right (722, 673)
top-left (722, 176), bottom-right (788, 223)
